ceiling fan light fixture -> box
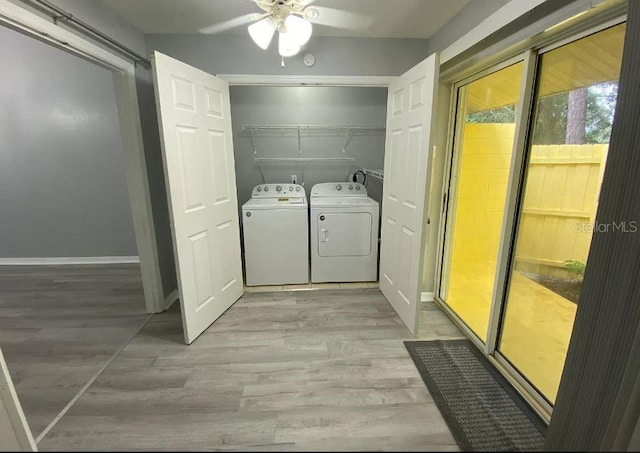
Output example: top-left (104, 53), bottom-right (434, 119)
top-left (248, 16), bottom-right (276, 50)
top-left (284, 14), bottom-right (312, 46)
top-left (278, 31), bottom-right (301, 57)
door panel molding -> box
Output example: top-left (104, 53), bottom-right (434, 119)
top-left (380, 53), bottom-right (440, 335)
top-left (152, 51), bottom-right (243, 344)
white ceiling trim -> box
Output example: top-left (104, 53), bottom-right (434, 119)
top-left (441, 0), bottom-right (549, 63)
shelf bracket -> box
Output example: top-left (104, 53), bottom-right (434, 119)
top-left (297, 126), bottom-right (301, 154)
top-left (342, 125), bottom-right (352, 153)
top-left (259, 162), bottom-right (266, 184)
top-left (248, 128), bottom-right (257, 154)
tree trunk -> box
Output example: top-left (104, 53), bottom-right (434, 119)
top-left (565, 87), bottom-right (588, 144)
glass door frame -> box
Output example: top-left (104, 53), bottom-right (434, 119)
top-left (432, 14), bottom-right (628, 422)
top-left (434, 51), bottom-right (532, 347)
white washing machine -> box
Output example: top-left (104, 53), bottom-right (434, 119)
top-left (310, 182), bottom-right (379, 283)
top-left (242, 183), bottom-right (309, 286)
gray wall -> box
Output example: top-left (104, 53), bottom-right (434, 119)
top-left (145, 34), bottom-right (429, 76)
top-left (427, 0), bottom-right (511, 54)
top-left (52, 0), bottom-right (176, 295)
top-left (19, 0), bottom-right (177, 294)
top-left (0, 25), bottom-right (136, 257)
top-left (229, 86), bottom-right (387, 211)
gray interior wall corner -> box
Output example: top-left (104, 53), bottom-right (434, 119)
top-left (545, 5), bottom-right (640, 450)
top-left (427, 0), bottom-right (511, 54)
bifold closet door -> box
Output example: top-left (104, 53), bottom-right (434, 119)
top-left (380, 53), bottom-right (439, 335)
top-left (152, 51), bottom-right (243, 344)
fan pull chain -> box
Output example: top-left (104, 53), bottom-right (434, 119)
top-left (281, 55), bottom-right (285, 69)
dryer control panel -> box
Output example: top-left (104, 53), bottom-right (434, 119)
top-left (310, 182), bottom-right (367, 197)
top-left (251, 184), bottom-right (306, 198)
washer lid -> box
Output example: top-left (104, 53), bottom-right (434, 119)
top-left (250, 183), bottom-right (306, 199)
top-left (243, 197), bottom-right (307, 210)
top-left (310, 182), bottom-right (368, 197)
top-left (311, 196), bottom-right (378, 209)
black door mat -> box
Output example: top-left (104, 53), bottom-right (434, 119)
top-left (404, 339), bottom-right (547, 452)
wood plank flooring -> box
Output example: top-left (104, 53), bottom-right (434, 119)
top-left (0, 264), bottom-right (150, 438)
top-left (36, 288), bottom-right (464, 451)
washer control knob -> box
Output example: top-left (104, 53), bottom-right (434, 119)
top-left (336, 184), bottom-right (342, 191)
top-left (264, 186), bottom-right (269, 192)
top-left (349, 185), bottom-right (353, 190)
top-left (257, 187), bottom-right (262, 192)
top-left (355, 185), bottom-right (361, 190)
top-left (276, 185), bottom-right (282, 192)
top-left (296, 187), bottom-right (301, 191)
top-left (246, 212), bottom-right (251, 217)
top-left (289, 186), bottom-right (293, 191)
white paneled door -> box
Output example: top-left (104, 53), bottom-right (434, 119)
top-left (380, 54), bottom-right (440, 335)
top-left (152, 51), bottom-right (243, 344)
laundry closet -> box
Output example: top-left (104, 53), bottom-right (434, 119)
top-left (229, 85), bottom-right (387, 286)
top-left (153, 50), bottom-right (436, 343)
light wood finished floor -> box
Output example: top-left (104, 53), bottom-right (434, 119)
top-left (0, 264), bottom-right (151, 438)
top-left (36, 288), bottom-right (464, 451)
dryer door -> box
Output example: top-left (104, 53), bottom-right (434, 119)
top-left (317, 212), bottom-right (372, 257)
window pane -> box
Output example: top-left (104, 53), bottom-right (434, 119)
top-left (439, 62), bottom-right (524, 341)
top-left (498, 23), bottom-right (626, 403)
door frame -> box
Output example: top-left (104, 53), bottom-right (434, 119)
top-left (0, 0), bottom-right (165, 314)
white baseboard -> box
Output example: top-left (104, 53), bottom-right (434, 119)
top-left (421, 291), bottom-right (435, 302)
top-left (0, 256), bottom-right (140, 265)
top-left (163, 289), bottom-right (179, 311)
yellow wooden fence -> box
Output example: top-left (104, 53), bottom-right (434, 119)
top-left (516, 143), bottom-right (608, 277)
top-left (450, 123), bottom-right (607, 278)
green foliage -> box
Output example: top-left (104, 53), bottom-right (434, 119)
top-left (467, 105), bottom-right (516, 124)
top-left (585, 82), bottom-right (618, 144)
top-left (532, 92), bottom-right (569, 144)
top-left (564, 260), bottom-right (586, 278)
top-left (532, 82), bottom-right (618, 145)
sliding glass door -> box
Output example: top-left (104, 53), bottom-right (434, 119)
top-left (439, 61), bottom-right (525, 342)
top-left (437, 21), bottom-right (627, 409)
top-left (497, 22), bottom-right (626, 404)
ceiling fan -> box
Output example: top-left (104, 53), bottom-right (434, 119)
top-left (198, 1), bottom-right (373, 64)
top-left (247, 0), bottom-right (318, 58)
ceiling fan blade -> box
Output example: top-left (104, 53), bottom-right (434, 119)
top-left (308, 7), bottom-right (373, 32)
top-left (198, 12), bottom-right (268, 34)
top-left (250, 0), bottom-right (277, 13)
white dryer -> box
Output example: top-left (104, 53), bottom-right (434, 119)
top-left (310, 182), bottom-right (379, 283)
top-left (242, 184), bottom-right (309, 286)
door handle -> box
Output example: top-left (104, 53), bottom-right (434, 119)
top-left (321, 228), bottom-right (328, 242)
